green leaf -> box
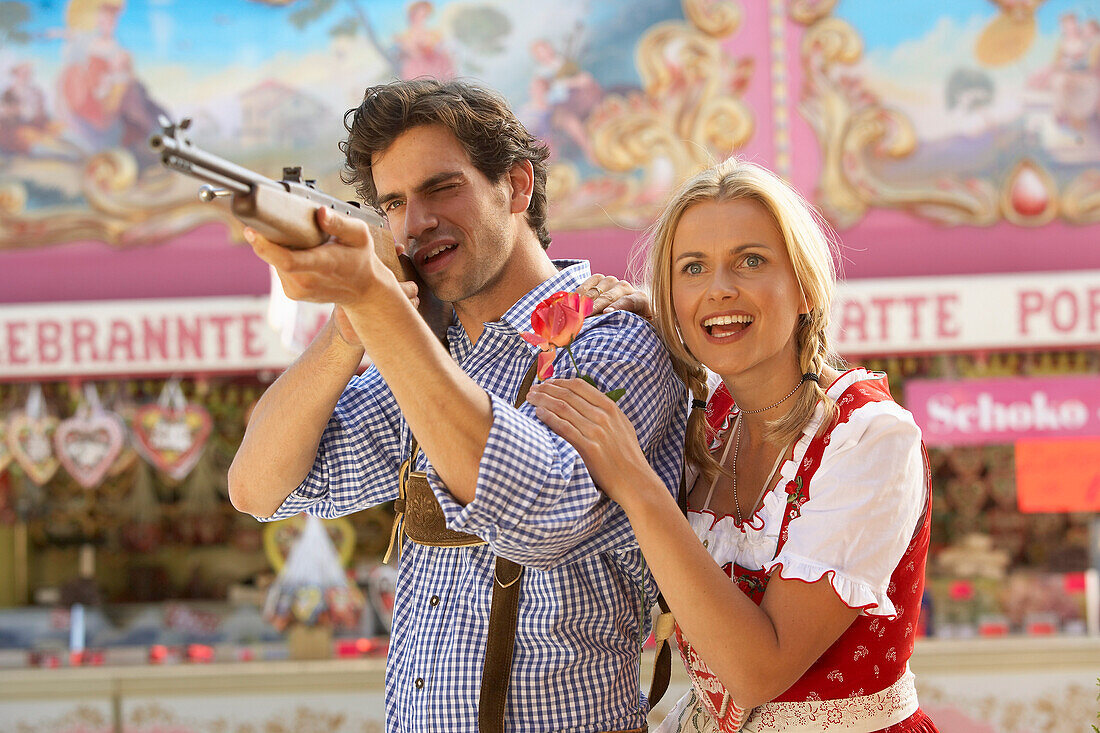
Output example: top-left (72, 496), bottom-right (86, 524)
top-left (605, 388), bottom-right (626, 403)
top-left (580, 375), bottom-right (597, 388)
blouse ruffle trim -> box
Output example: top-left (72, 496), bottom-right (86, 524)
top-left (761, 553), bottom-right (900, 619)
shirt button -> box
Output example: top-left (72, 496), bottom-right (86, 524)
top-left (414, 677), bottom-right (425, 689)
top-left (429, 595), bottom-right (440, 607)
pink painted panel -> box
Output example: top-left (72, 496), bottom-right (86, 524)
top-left (0, 225), bottom-right (269, 304)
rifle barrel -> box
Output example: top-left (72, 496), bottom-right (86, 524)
top-left (150, 133), bottom-right (281, 191)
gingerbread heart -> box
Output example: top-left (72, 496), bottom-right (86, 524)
top-left (132, 404), bottom-right (213, 480)
top-left (6, 413), bottom-right (60, 485)
top-left (54, 411), bottom-right (125, 489)
top-left (0, 423), bottom-right (12, 474)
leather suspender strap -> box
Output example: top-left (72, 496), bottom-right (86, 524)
top-left (647, 437), bottom-right (690, 710)
top-left (478, 361), bottom-right (537, 733)
top-left (479, 556), bottom-right (524, 733)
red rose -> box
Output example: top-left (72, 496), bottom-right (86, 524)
top-left (521, 291), bottom-right (594, 379)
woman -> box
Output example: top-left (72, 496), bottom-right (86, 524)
top-left (527, 159), bottom-right (938, 733)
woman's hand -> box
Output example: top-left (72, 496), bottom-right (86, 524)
top-left (576, 275), bottom-right (653, 319)
top-left (526, 377), bottom-right (654, 508)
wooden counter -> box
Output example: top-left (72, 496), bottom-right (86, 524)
top-left (1, 636), bottom-right (1097, 733)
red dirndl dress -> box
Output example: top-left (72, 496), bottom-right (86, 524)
top-left (656, 369), bottom-right (939, 733)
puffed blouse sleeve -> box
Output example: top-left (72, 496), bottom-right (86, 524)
top-left (761, 400), bottom-right (926, 618)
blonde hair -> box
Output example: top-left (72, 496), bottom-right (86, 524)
top-left (66, 0), bottom-right (124, 31)
top-left (640, 158), bottom-right (844, 483)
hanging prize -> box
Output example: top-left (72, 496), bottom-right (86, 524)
top-left (132, 379), bottom-right (212, 481)
top-left (54, 384), bottom-right (126, 490)
top-left (107, 394), bottom-right (139, 477)
top-left (0, 420), bottom-right (11, 474)
top-left (6, 385), bottom-right (60, 486)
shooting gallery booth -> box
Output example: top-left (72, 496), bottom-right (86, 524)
top-left (0, 234), bottom-right (405, 729)
top-left (2, 234), bottom-right (1100, 733)
top-left (2, 0), bottom-right (1100, 730)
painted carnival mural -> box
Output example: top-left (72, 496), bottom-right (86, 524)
top-left (0, 0), bottom-right (1096, 256)
top-left (0, 0), bottom-right (755, 249)
top-left (795, 0), bottom-right (1100, 227)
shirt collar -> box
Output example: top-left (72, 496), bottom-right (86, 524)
top-left (447, 260), bottom-right (592, 346)
top-left (501, 260), bottom-right (591, 335)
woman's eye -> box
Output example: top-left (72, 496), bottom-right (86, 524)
top-left (684, 262), bottom-right (703, 275)
top-left (744, 254), bottom-right (763, 268)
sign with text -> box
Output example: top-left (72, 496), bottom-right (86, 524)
top-left (833, 270), bottom-right (1100, 356)
top-left (1015, 438), bottom-right (1100, 513)
top-left (906, 376), bottom-right (1100, 447)
top-left (2, 268), bottom-right (1099, 378)
top-left (0, 297), bottom-right (330, 379)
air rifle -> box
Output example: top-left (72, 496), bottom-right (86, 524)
top-left (149, 117), bottom-right (449, 337)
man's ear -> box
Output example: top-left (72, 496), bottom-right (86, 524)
top-left (507, 159), bottom-right (535, 214)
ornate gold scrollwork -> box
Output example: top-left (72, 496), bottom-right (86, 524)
top-left (789, 0), bottom-right (838, 27)
top-left (684, 0), bottom-right (742, 38)
top-left (561, 0), bottom-right (753, 229)
top-left (0, 148), bottom-right (240, 250)
top-left (1062, 170), bottom-right (1100, 224)
top-left (798, 14), bottom-right (1000, 227)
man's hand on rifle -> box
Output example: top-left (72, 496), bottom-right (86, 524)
top-left (246, 205), bottom-right (424, 347)
top-left (245, 206), bottom-right (391, 305)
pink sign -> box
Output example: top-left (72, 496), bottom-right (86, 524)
top-left (905, 376), bottom-right (1100, 447)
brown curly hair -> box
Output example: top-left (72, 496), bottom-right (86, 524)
top-left (340, 79), bottom-right (552, 248)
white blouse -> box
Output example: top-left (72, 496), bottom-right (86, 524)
top-left (689, 368), bottom-right (926, 618)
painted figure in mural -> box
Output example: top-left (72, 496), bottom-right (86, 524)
top-left (0, 62), bottom-right (68, 157)
top-left (527, 159), bottom-right (940, 733)
top-left (1050, 13), bottom-right (1100, 130)
top-left (1025, 11), bottom-right (1100, 138)
top-left (54, 0), bottom-right (167, 162)
top-left (229, 79), bottom-right (687, 733)
top-left (393, 1), bottom-right (455, 80)
top-left (528, 37), bottom-right (603, 162)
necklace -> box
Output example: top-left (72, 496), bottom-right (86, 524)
top-left (738, 378), bottom-right (805, 415)
top-left (731, 417), bottom-right (746, 525)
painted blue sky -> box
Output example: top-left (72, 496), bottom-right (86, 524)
top-left (13, 0), bottom-right (681, 84)
top-left (837, 0), bottom-right (1098, 53)
top-left (19, 0), bottom-right (411, 68)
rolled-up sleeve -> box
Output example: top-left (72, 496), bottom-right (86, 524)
top-left (431, 311), bottom-right (686, 569)
top-left (261, 368), bottom-right (407, 521)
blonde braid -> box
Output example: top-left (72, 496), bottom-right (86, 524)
top-left (678, 362), bottom-right (723, 487)
top-left (766, 313), bottom-right (842, 445)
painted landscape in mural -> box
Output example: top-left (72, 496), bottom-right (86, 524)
top-left (0, 0), bottom-right (759, 251)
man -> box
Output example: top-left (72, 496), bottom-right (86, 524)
top-left (228, 79), bottom-right (686, 733)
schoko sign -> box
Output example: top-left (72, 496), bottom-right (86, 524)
top-left (906, 376), bottom-right (1100, 447)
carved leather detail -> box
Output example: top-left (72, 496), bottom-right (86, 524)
top-left (402, 468), bottom-right (486, 547)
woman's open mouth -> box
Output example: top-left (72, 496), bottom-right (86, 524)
top-left (702, 313), bottom-right (753, 339)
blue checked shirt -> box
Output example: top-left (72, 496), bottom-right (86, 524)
top-left (268, 261), bottom-right (687, 732)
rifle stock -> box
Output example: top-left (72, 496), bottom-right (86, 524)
top-left (149, 117), bottom-right (450, 339)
